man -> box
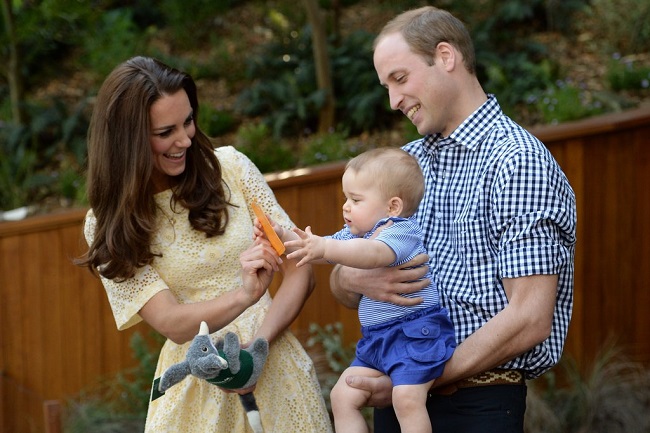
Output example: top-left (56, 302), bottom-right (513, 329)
top-left (330, 6), bottom-right (576, 432)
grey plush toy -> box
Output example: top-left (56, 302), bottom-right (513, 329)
top-left (152, 321), bottom-right (269, 433)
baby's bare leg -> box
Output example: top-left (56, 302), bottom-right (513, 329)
top-left (331, 366), bottom-right (383, 433)
top-left (392, 379), bottom-right (435, 433)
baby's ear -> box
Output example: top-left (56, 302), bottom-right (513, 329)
top-left (387, 197), bottom-right (403, 217)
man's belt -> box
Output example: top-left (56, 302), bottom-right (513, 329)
top-left (431, 369), bottom-right (525, 396)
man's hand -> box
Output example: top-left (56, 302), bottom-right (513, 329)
top-left (345, 373), bottom-right (394, 408)
top-left (330, 253), bottom-right (430, 308)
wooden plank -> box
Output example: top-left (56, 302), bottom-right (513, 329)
top-left (634, 128), bottom-right (650, 363)
top-left (43, 400), bottom-right (62, 433)
top-left (3, 235), bottom-right (28, 433)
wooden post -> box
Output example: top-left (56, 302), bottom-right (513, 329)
top-left (43, 400), bottom-right (62, 433)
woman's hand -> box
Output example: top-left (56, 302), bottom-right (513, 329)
top-left (239, 237), bottom-right (281, 305)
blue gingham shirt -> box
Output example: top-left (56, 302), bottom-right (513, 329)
top-left (328, 216), bottom-right (438, 327)
top-left (404, 95), bottom-right (576, 379)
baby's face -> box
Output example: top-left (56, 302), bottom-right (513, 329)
top-left (341, 169), bottom-right (391, 236)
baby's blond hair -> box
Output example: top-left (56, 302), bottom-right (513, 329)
top-left (345, 147), bottom-right (424, 217)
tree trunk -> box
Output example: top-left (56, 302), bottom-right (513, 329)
top-left (301, 0), bottom-right (336, 133)
top-left (1, 0), bottom-right (23, 125)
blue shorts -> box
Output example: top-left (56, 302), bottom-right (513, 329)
top-left (351, 305), bottom-right (457, 386)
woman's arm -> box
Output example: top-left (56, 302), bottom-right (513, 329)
top-left (139, 239), bottom-right (281, 344)
top-left (251, 255), bottom-right (315, 344)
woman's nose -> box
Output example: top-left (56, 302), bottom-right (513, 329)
top-left (177, 131), bottom-right (192, 148)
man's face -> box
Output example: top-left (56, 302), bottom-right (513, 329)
top-left (374, 32), bottom-right (453, 137)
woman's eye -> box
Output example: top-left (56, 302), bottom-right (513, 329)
top-left (157, 130), bottom-right (172, 138)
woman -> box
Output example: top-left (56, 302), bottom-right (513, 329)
top-left (76, 56), bottom-right (332, 432)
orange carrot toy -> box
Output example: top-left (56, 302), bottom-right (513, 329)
top-left (251, 202), bottom-right (286, 255)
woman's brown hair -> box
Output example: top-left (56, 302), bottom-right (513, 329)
top-left (77, 56), bottom-right (231, 281)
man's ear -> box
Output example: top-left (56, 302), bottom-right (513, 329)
top-left (387, 197), bottom-right (403, 217)
top-left (436, 42), bottom-right (455, 70)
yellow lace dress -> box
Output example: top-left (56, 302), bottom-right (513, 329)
top-left (83, 146), bottom-right (332, 432)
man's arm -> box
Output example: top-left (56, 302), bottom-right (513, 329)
top-left (435, 274), bottom-right (557, 386)
top-left (329, 253), bottom-right (430, 308)
top-left (341, 273), bottom-right (558, 406)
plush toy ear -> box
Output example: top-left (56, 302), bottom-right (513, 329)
top-left (222, 332), bottom-right (242, 374)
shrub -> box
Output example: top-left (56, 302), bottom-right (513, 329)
top-left (607, 54), bottom-right (650, 92)
top-left (299, 130), bottom-right (358, 167)
top-left (525, 345), bottom-right (650, 433)
top-left (306, 322), bottom-right (375, 425)
top-left (586, 0), bottom-right (650, 54)
top-left (0, 97), bottom-right (89, 211)
top-left (236, 26), bottom-right (397, 138)
top-left (81, 8), bottom-right (146, 80)
top-left (63, 332), bottom-right (164, 433)
top-left (528, 79), bottom-right (608, 124)
top-left (234, 122), bottom-right (297, 173)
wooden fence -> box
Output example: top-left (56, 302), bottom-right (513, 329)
top-left (2, 106), bottom-right (649, 432)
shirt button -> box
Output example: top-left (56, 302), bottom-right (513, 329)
top-left (435, 212), bottom-right (443, 219)
top-left (421, 327), bottom-right (430, 336)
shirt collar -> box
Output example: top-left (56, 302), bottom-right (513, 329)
top-left (422, 94), bottom-right (502, 151)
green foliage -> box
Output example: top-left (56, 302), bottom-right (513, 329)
top-left (307, 322), bottom-right (374, 425)
top-left (307, 322), bottom-right (355, 376)
top-left (607, 55), bottom-right (650, 92)
top-left (237, 27), bottom-right (396, 138)
top-left (236, 25), bottom-right (325, 138)
top-left (63, 401), bottom-right (144, 433)
top-left (81, 8), bottom-right (146, 80)
top-left (469, 1), bottom-right (556, 114)
top-left (331, 30), bottom-right (399, 133)
top-left (587, 0), bottom-right (650, 54)
top-left (158, 0), bottom-right (238, 48)
top-left (299, 130), bottom-right (358, 167)
top-left (0, 124), bottom-right (42, 210)
top-left (234, 122), bottom-right (297, 173)
top-left (63, 331), bottom-right (164, 433)
top-left (0, 97), bottom-right (88, 210)
top-left (525, 345), bottom-right (650, 433)
top-left (198, 105), bottom-right (238, 138)
top-left (1, 0), bottom-right (95, 89)
top-left (482, 51), bottom-right (554, 114)
top-left (528, 80), bottom-right (608, 125)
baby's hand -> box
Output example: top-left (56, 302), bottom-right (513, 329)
top-left (285, 226), bottom-right (326, 267)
